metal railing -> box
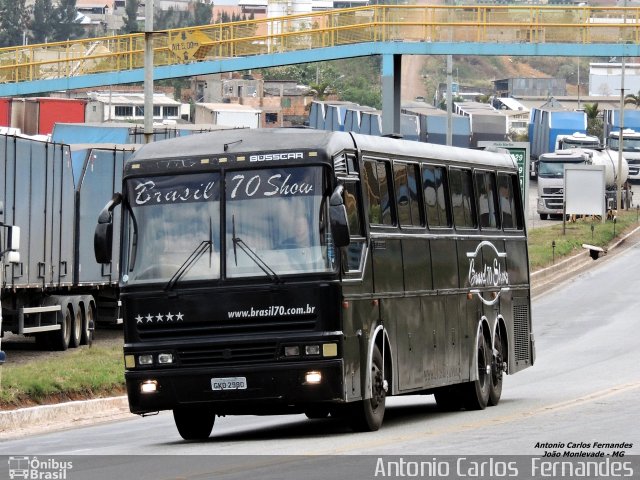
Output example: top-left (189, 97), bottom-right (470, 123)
top-left (1, 5), bottom-right (639, 85)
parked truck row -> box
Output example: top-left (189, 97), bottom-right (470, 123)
top-left (0, 131), bottom-right (136, 350)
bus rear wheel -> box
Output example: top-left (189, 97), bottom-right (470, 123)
top-left (462, 328), bottom-right (491, 410)
top-left (173, 406), bottom-right (215, 440)
top-left (350, 344), bottom-right (387, 432)
top-left (489, 327), bottom-right (507, 406)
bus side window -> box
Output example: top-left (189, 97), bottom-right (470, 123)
top-left (394, 162), bottom-right (422, 227)
top-left (422, 164), bottom-right (451, 228)
top-left (450, 168), bottom-right (477, 229)
top-left (474, 170), bottom-right (499, 229)
top-left (363, 158), bottom-right (394, 226)
top-left (343, 181), bottom-right (366, 273)
top-left (497, 173), bottom-right (521, 230)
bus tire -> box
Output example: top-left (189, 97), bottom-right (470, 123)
top-left (81, 301), bottom-right (95, 346)
top-left (173, 406), bottom-right (215, 440)
top-left (350, 344), bottom-right (386, 432)
top-left (462, 327), bottom-right (491, 410)
top-left (434, 387), bottom-right (464, 411)
top-left (489, 326), bottom-right (507, 407)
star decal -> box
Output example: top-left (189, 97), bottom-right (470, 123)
top-left (156, 313), bottom-right (164, 322)
top-left (176, 312), bottom-right (184, 321)
top-left (166, 312), bottom-right (174, 322)
top-left (135, 315), bottom-right (143, 324)
top-left (146, 314), bottom-right (153, 323)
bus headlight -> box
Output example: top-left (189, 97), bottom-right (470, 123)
top-left (157, 353), bottom-right (174, 364)
top-left (305, 345), bottom-right (320, 355)
top-left (138, 354), bottom-right (154, 366)
top-left (284, 346), bottom-right (300, 357)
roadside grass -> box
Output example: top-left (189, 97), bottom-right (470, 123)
top-left (0, 344), bottom-right (124, 409)
top-left (0, 209), bottom-right (639, 410)
top-left (528, 209), bottom-right (640, 271)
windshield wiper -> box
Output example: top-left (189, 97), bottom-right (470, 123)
top-left (165, 240), bottom-right (212, 291)
top-left (232, 214), bottom-right (282, 283)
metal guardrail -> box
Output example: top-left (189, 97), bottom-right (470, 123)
top-left (0, 5), bottom-right (639, 85)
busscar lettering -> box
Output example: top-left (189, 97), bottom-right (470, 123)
top-left (249, 152), bottom-right (304, 162)
top-left (134, 180), bottom-right (216, 205)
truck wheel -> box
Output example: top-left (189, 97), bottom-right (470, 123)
top-left (49, 305), bottom-right (72, 351)
top-left (462, 326), bottom-right (491, 410)
top-left (69, 305), bottom-right (82, 348)
top-left (173, 407), bottom-right (215, 440)
top-left (81, 304), bottom-right (95, 346)
top-left (539, 213), bottom-right (548, 220)
top-left (349, 344), bottom-right (387, 432)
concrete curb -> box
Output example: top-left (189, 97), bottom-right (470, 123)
top-left (3, 225), bottom-right (640, 439)
top-left (0, 396), bottom-right (131, 439)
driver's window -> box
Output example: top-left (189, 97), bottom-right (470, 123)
top-left (342, 181), bottom-right (366, 273)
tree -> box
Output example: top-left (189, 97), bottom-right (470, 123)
top-left (584, 102), bottom-right (603, 139)
top-left (193, 1), bottom-right (213, 26)
top-left (31, 0), bottom-right (56, 44)
top-left (53, 0), bottom-right (84, 41)
top-left (120, 0), bottom-right (140, 34)
top-left (0, 0), bottom-right (30, 48)
top-left (624, 91), bottom-right (640, 109)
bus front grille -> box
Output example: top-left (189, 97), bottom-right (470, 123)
top-left (513, 304), bottom-right (531, 362)
top-left (136, 317), bottom-right (317, 340)
top-left (177, 343), bottom-right (278, 367)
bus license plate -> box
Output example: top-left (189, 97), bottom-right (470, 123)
top-left (211, 377), bottom-right (247, 391)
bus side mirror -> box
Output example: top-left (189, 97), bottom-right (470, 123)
top-left (329, 185), bottom-right (350, 248)
top-left (94, 193), bottom-right (122, 264)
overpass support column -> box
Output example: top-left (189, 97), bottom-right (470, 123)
top-left (381, 54), bottom-right (402, 136)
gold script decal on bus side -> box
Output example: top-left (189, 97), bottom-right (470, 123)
top-left (466, 241), bottom-right (510, 306)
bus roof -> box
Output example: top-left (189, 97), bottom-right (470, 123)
top-left (128, 128), bottom-right (516, 170)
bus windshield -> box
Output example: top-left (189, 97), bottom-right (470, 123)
top-left (225, 166), bottom-right (336, 278)
top-left (608, 136), bottom-right (640, 151)
top-left (538, 160), bottom-right (583, 178)
top-left (122, 166), bottom-right (336, 285)
top-left (123, 172), bottom-right (221, 285)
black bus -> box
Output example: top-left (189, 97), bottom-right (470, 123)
top-left (95, 128), bottom-right (534, 440)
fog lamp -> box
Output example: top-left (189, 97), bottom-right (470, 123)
top-left (140, 380), bottom-right (158, 394)
top-left (305, 371), bottom-right (322, 384)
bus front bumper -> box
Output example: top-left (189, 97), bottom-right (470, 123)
top-left (125, 360), bottom-right (345, 415)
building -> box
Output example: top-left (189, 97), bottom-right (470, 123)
top-left (494, 77), bottom-right (567, 98)
top-left (589, 63), bottom-right (640, 97)
top-left (85, 91), bottom-right (189, 123)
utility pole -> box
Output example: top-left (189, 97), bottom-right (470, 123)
top-left (144, 0), bottom-right (154, 144)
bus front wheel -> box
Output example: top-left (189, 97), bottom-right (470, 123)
top-left (173, 406), bottom-right (215, 440)
top-left (462, 328), bottom-right (491, 410)
top-left (350, 345), bottom-right (387, 432)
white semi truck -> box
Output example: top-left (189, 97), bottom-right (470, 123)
top-left (607, 129), bottom-right (640, 183)
top-left (536, 148), bottom-right (629, 220)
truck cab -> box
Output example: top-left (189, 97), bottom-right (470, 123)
top-left (607, 129), bottom-right (640, 182)
top-left (536, 150), bottom-right (591, 219)
top-left (556, 132), bottom-right (600, 151)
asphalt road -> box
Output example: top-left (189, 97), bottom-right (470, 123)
top-left (1, 231), bottom-right (638, 473)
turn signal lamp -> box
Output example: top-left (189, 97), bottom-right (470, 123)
top-left (124, 355), bottom-right (136, 369)
top-left (322, 343), bottom-right (338, 357)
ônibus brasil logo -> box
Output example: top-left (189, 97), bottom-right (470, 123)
top-left (466, 241), bottom-right (510, 306)
top-left (8, 456), bottom-right (73, 480)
